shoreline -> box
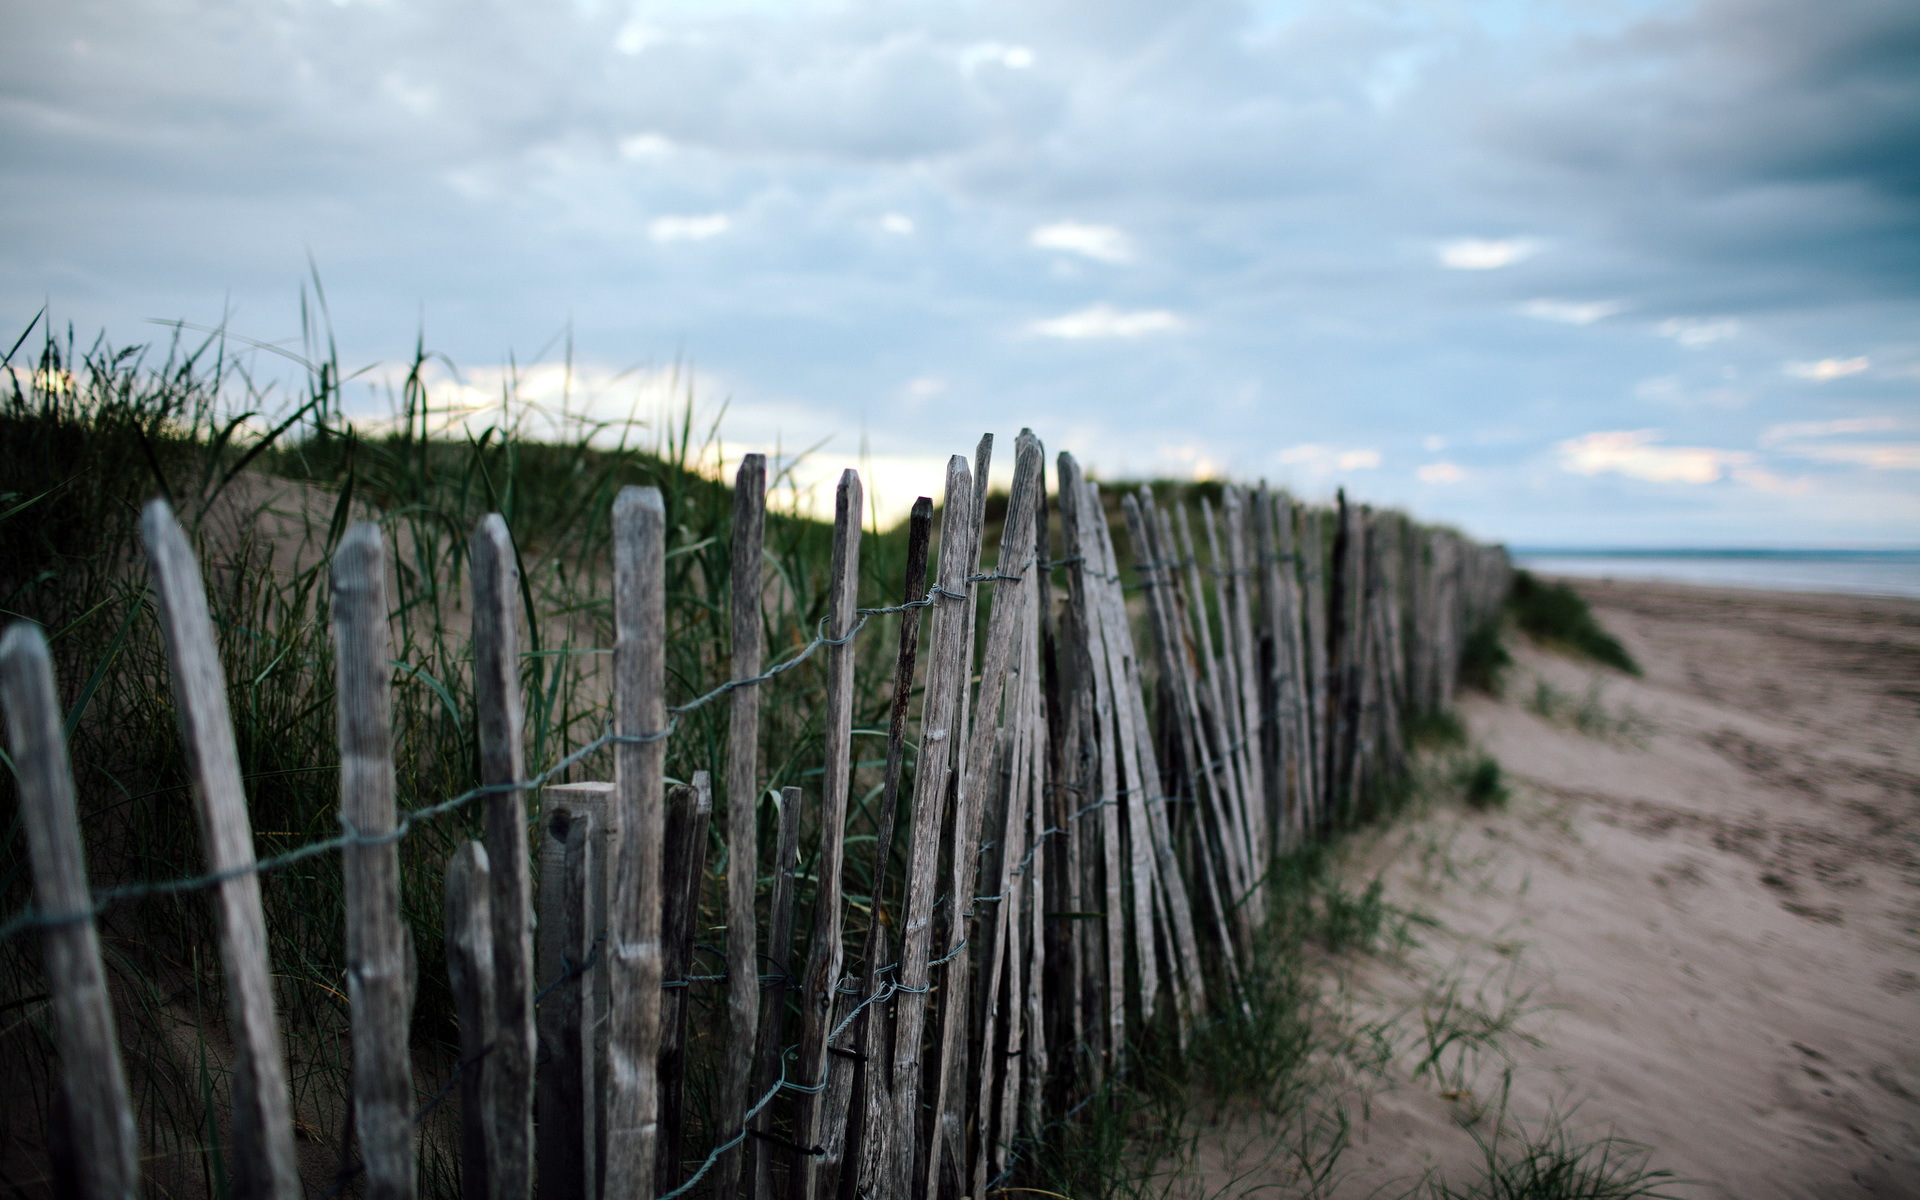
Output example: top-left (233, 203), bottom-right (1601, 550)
top-left (1516, 555), bottom-right (1920, 601)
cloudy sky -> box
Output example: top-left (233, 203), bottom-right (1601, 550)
top-left (4, 0), bottom-right (1916, 544)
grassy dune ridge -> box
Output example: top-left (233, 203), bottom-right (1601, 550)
top-left (1, 318), bottom-right (1657, 1199)
top-left (2, 321), bottom-right (920, 1194)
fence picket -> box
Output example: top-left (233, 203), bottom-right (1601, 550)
top-left (749, 786), bottom-right (805, 1200)
top-left (4, 437), bottom-right (1515, 1200)
top-left (607, 486), bottom-right (667, 1200)
top-left (1087, 485), bottom-right (1202, 1031)
top-left (930, 432), bottom-right (1043, 1198)
top-left (471, 514), bottom-right (537, 1200)
top-left (444, 843), bottom-right (496, 1200)
top-left (720, 454), bottom-right (767, 1200)
top-left (332, 523), bottom-right (416, 1200)
top-left (876, 455), bottom-right (973, 1200)
top-left (141, 501), bottom-right (300, 1200)
top-left (658, 776), bottom-right (712, 1193)
top-left (541, 781), bottom-right (615, 1195)
top-left (0, 624), bottom-right (139, 1200)
top-left (791, 470), bottom-right (864, 1200)
top-left (537, 799), bottom-right (596, 1200)
top-left (831, 493), bottom-right (932, 1198)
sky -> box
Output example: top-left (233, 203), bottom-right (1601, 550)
top-left (3, 0), bottom-right (1917, 545)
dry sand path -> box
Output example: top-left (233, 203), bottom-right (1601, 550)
top-left (1205, 580), bottom-right (1920, 1198)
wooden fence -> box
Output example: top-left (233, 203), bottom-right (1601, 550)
top-left (0, 429), bottom-right (1508, 1200)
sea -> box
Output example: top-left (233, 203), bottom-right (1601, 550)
top-left (1511, 550), bottom-right (1920, 600)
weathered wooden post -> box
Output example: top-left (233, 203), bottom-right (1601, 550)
top-left (875, 456), bottom-right (973, 1200)
top-left (470, 514), bottom-right (536, 1200)
top-left (332, 522), bottom-right (415, 1200)
top-left (142, 501), bottom-right (300, 1200)
top-left (0, 623), bottom-right (140, 1200)
top-left (606, 486), bottom-right (667, 1200)
top-left (537, 800), bottom-right (596, 1200)
top-left (444, 843), bottom-right (497, 1200)
top-left (790, 471), bottom-right (864, 1200)
top-left (720, 455), bottom-right (766, 1200)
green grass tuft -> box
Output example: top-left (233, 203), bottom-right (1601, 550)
top-left (1409, 708), bottom-right (1469, 749)
top-left (1425, 1095), bottom-right (1684, 1200)
top-left (1459, 618), bottom-right (1513, 696)
top-left (1455, 754), bottom-right (1508, 811)
top-left (1508, 572), bottom-right (1638, 676)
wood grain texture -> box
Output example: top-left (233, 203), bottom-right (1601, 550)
top-left (749, 786), bottom-right (804, 1200)
top-left (541, 781), bottom-right (615, 1198)
top-left (1182, 499), bottom-right (1256, 930)
top-left (1086, 482), bottom-right (1202, 1031)
top-left (790, 470), bottom-right (864, 1200)
top-left (1123, 493), bottom-right (1242, 994)
top-left (141, 501), bottom-right (299, 1200)
top-left (607, 487), bottom-right (667, 1200)
top-left (538, 801), bottom-right (597, 1200)
top-left (657, 776), bottom-right (710, 1194)
top-left (1082, 484), bottom-right (1133, 1067)
top-left (470, 515), bottom-right (535, 1200)
top-left (834, 494), bottom-right (932, 1200)
top-left (928, 432), bottom-right (1041, 1199)
top-left (1089, 487), bottom-right (1161, 1029)
top-left (1049, 459), bottom-right (1102, 1076)
top-left (1221, 489), bottom-right (1271, 883)
top-left (443, 843), bottom-right (497, 1200)
top-left (332, 522), bottom-right (416, 1200)
top-left (876, 455), bottom-right (973, 1200)
top-left (1298, 504), bottom-right (1329, 834)
top-left (719, 454), bottom-right (766, 1200)
top-left (0, 623), bottom-right (139, 1200)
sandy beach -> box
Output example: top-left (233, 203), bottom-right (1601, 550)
top-left (1203, 578), bottom-right (1920, 1198)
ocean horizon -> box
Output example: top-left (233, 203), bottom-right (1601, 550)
top-left (1512, 549), bottom-right (1920, 600)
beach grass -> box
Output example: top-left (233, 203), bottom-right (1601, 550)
top-left (1508, 571), bottom-right (1639, 676)
top-left (1, 311), bottom-right (1658, 1198)
top-left (1, 314), bottom-right (927, 1193)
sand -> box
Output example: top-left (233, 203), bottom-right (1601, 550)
top-left (1200, 579), bottom-right (1920, 1198)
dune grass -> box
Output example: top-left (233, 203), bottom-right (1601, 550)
top-left (1, 315), bottom-right (928, 1194)
top-left (1, 312), bottom-right (1666, 1199)
top-left (1508, 572), bottom-right (1638, 676)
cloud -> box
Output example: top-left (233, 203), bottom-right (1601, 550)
top-left (880, 213), bottom-right (915, 234)
top-left (1729, 467), bottom-right (1811, 495)
top-left (648, 213), bottom-right (730, 242)
top-left (342, 358), bottom-right (713, 449)
top-left (1657, 318), bottom-right (1740, 347)
top-left (1417, 461), bottom-right (1466, 484)
top-left (1556, 430), bottom-right (1750, 484)
top-left (1278, 445), bottom-right (1382, 474)
top-left (1632, 375), bottom-right (1747, 409)
top-left (1025, 305), bottom-right (1184, 339)
top-left (1522, 299), bottom-right (1624, 325)
top-left (1158, 442), bottom-right (1224, 480)
top-left (614, 20), bottom-right (665, 56)
top-left (1784, 356), bottom-right (1870, 381)
top-left (959, 42), bottom-right (1035, 72)
top-left (1029, 221), bottom-right (1134, 264)
top-left (6, 0), bottom-right (1920, 548)
top-left (1760, 416), bottom-right (1900, 444)
top-left (618, 133), bottom-right (675, 158)
top-left (1774, 442), bottom-right (1920, 470)
top-left (1436, 238), bottom-right (1539, 270)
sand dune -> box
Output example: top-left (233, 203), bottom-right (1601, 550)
top-left (1203, 579), bottom-right (1920, 1198)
